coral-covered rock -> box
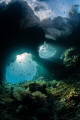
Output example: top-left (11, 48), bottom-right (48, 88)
top-left (60, 47), bottom-right (79, 67)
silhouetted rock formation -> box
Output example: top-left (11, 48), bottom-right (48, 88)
top-left (0, 0), bottom-right (45, 77)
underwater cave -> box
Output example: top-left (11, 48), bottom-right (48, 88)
top-left (0, 0), bottom-right (80, 120)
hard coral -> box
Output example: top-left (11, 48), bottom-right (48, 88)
top-left (32, 91), bottom-right (47, 103)
top-left (60, 47), bottom-right (79, 67)
top-left (67, 90), bottom-right (80, 102)
top-left (13, 87), bottom-right (31, 101)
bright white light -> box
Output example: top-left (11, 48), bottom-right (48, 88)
top-left (24, 0), bottom-right (54, 20)
top-left (6, 52), bottom-right (37, 84)
top-left (0, 0), bottom-right (11, 4)
top-left (33, 0), bottom-right (36, 2)
top-left (24, 0), bottom-right (80, 20)
top-left (16, 53), bottom-right (28, 62)
top-left (1, 0), bottom-right (80, 20)
top-left (39, 42), bottom-right (56, 58)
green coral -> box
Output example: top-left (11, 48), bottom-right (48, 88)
top-left (32, 91), bottom-right (47, 103)
top-left (0, 79), bottom-right (80, 120)
top-left (13, 87), bottom-right (31, 101)
top-left (60, 47), bottom-right (79, 67)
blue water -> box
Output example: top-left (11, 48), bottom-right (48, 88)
top-left (6, 53), bottom-right (37, 84)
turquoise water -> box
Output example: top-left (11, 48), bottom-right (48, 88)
top-left (6, 53), bottom-right (37, 84)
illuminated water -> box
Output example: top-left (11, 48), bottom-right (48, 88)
top-left (6, 53), bottom-right (37, 83)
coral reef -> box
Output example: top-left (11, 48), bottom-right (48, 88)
top-left (0, 78), bottom-right (80, 120)
top-left (60, 47), bottom-right (79, 67)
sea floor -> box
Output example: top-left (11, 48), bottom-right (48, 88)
top-left (0, 77), bottom-right (80, 120)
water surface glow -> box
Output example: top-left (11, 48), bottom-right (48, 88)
top-left (1, 0), bottom-right (80, 20)
top-left (39, 42), bottom-right (56, 58)
top-left (6, 53), bottom-right (37, 84)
